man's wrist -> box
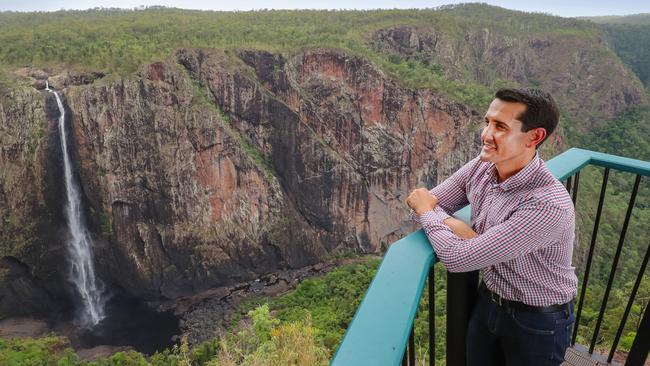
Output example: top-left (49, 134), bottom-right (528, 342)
top-left (415, 206), bottom-right (450, 226)
top-left (415, 206), bottom-right (434, 216)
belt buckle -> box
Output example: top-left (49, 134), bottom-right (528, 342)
top-left (490, 291), bottom-right (502, 306)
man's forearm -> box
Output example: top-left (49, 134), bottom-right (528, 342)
top-left (442, 217), bottom-right (477, 239)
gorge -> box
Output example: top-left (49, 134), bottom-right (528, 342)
top-left (1, 4), bottom-right (649, 361)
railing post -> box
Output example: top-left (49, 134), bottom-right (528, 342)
top-left (429, 266), bottom-right (435, 366)
top-left (625, 304), bottom-right (650, 366)
top-left (446, 271), bottom-right (479, 366)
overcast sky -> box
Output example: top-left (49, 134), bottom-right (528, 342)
top-left (0, 0), bottom-right (648, 17)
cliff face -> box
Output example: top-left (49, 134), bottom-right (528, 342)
top-left (62, 60), bottom-right (314, 299)
top-left (0, 88), bottom-right (74, 316)
top-left (1, 31), bottom-right (645, 312)
top-left (371, 25), bottom-right (647, 128)
top-left (0, 49), bottom-right (480, 308)
top-left (0, 32), bottom-right (640, 315)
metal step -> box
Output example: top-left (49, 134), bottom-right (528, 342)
top-left (562, 345), bottom-right (623, 366)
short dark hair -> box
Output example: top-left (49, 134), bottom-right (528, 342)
top-left (494, 88), bottom-right (559, 148)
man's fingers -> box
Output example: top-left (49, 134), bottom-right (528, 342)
top-left (406, 195), bottom-right (414, 207)
top-left (406, 188), bottom-right (431, 209)
top-left (406, 189), bottom-right (422, 204)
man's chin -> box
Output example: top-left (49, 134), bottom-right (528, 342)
top-left (478, 151), bottom-right (494, 162)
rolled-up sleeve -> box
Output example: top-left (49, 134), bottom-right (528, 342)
top-left (417, 198), bottom-right (571, 273)
top-left (428, 158), bottom-right (478, 215)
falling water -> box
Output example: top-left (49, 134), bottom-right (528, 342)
top-left (46, 81), bottom-right (105, 327)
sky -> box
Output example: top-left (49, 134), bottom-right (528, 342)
top-left (0, 0), bottom-right (648, 17)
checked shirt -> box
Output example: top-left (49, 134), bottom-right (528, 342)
top-left (414, 153), bottom-right (578, 307)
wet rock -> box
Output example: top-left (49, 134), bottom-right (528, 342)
top-left (33, 79), bottom-right (48, 90)
top-left (0, 316), bottom-right (50, 338)
top-left (0, 257), bottom-right (57, 318)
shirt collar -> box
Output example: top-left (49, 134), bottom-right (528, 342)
top-left (489, 152), bottom-right (541, 191)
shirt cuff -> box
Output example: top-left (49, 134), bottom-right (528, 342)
top-left (413, 206), bottom-right (451, 226)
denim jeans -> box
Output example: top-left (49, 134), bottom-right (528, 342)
top-left (467, 289), bottom-right (575, 366)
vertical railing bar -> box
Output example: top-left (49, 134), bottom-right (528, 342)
top-left (572, 172), bottom-right (580, 205)
top-left (573, 167), bottom-right (610, 345)
top-left (409, 325), bottom-right (415, 365)
top-left (625, 296), bottom-right (650, 366)
top-left (566, 176), bottom-right (573, 194)
top-left (429, 266), bottom-right (435, 366)
top-left (589, 174), bottom-right (641, 354)
top-left (608, 239), bottom-right (650, 362)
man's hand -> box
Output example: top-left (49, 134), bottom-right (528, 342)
top-left (406, 188), bottom-right (439, 215)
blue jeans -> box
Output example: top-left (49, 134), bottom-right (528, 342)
top-left (467, 290), bottom-right (575, 366)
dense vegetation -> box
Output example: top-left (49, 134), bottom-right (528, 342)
top-left (598, 24), bottom-right (650, 88)
top-left (586, 13), bottom-right (650, 25)
top-left (0, 5), bottom-right (598, 72)
top-left (0, 307), bottom-right (329, 365)
top-left (0, 4), bottom-right (602, 110)
top-left (568, 106), bottom-right (650, 353)
top-left (583, 14), bottom-right (650, 88)
top-left (568, 15), bottom-right (650, 353)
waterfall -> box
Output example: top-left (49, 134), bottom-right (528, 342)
top-left (46, 81), bottom-right (105, 327)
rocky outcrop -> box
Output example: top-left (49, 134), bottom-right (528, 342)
top-left (371, 25), bottom-right (647, 128)
top-left (168, 257), bottom-right (370, 345)
top-left (0, 87), bottom-right (75, 317)
top-left (0, 257), bottom-right (55, 317)
top-left (0, 48), bottom-right (481, 309)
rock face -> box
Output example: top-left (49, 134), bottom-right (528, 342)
top-left (371, 25), bottom-right (647, 128)
top-left (0, 87), bottom-right (76, 317)
top-left (0, 49), bottom-right (481, 309)
top-left (1, 31), bottom-right (646, 313)
top-left (64, 59), bottom-right (317, 299)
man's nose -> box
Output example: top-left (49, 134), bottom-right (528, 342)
top-left (481, 124), bottom-right (495, 141)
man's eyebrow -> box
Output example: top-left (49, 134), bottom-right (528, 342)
top-left (484, 116), bottom-right (509, 126)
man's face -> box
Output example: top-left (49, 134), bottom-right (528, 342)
top-left (479, 98), bottom-right (533, 164)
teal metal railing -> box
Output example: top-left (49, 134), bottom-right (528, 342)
top-left (331, 148), bottom-right (650, 366)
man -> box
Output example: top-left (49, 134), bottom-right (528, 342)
top-left (406, 88), bottom-right (577, 365)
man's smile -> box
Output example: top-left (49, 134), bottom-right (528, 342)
top-left (483, 143), bottom-right (497, 151)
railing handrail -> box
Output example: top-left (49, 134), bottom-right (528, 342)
top-left (330, 230), bottom-right (436, 365)
top-left (331, 148), bottom-right (650, 366)
top-left (549, 148), bottom-right (650, 179)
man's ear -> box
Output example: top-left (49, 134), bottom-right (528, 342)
top-left (527, 128), bottom-right (546, 148)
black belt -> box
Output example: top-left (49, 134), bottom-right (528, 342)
top-left (479, 282), bottom-right (572, 313)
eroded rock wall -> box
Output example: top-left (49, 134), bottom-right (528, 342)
top-left (55, 49), bottom-right (479, 300)
top-left (0, 88), bottom-right (73, 317)
top-left (0, 49), bottom-right (478, 304)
